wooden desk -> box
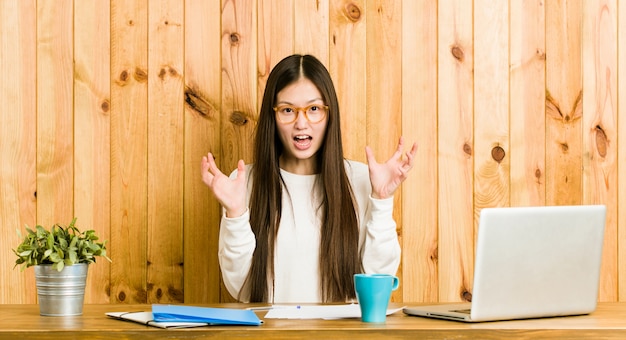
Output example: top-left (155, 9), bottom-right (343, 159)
top-left (2, 302), bottom-right (626, 339)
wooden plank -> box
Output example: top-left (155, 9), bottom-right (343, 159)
top-left (366, 0), bottom-right (402, 302)
top-left (545, 0), bottom-right (583, 206)
top-left (73, 0), bottom-right (112, 305)
top-left (110, 0), bottom-right (149, 304)
top-left (258, 0), bottom-right (294, 104)
top-left (294, 0), bottom-right (329, 63)
top-left (36, 0), bottom-right (74, 227)
top-left (401, 0), bottom-right (438, 303)
top-left (474, 0), bottom-right (510, 211)
top-left (220, 0), bottom-right (257, 302)
top-left (509, 0), bottom-right (546, 207)
top-left (437, 0), bottom-right (474, 303)
top-left (0, 0), bottom-right (37, 304)
top-left (582, 0), bottom-right (618, 302)
top-left (146, 0), bottom-right (184, 304)
top-left (329, 0), bottom-right (367, 162)
top-left (619, 0), bottom-right (626, 303)
top-left (183, 0), bottom-right (222, 303)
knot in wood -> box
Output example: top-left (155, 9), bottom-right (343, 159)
top-left (101, 100), bottom-right (110, 113)
top-left (184, 86), bottom-right (212, 117)
top-left (344, 3), bottom-right (362, 22)
top-left (462, 290), bottom-right (472, 302)
top-left (595, 125), bottom-right (607, 157)
top-left (451, 45), bottom-right (464, 62)
top-left (230, 33), bottom-right (240, 45)
top-left (230, 111), bottom-right (248, 126)
top-left (536, 48), bottom-right (546, 60)
top-left (463, 143), bottom-right (472, 156)
top-left (134, 67), bottom-right (148, 82)
top-left (491, 146), bottom-right (505, 163)
top-left (119, 70), bottom-right (129, 82)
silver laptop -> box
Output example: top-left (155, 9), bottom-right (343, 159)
top-left (403, 205), bottom-right (606, 322)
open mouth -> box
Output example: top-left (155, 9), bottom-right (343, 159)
top-left (294, 135), bottom-right (312, 149)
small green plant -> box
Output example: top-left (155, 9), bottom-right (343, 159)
top-left (13, 218), bottom-right (111, 272)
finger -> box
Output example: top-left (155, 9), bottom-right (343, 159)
top-left (365, 146), bottom-right (377, 165)
top-left (206, 153), bottom-right (225, 177)
top-left (390, 137), bottom-right (405, 161)
top-left (405, 143), bottom-right (418, 165)
top-left (409, 142), bottom-right (418, 156)
top-left (397, 136), bottom-right (405, 149)
top-left (235, 159), bottom-right (246, 181)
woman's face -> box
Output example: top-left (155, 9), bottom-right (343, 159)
top-left (274, 77), bottom-right (328, 174)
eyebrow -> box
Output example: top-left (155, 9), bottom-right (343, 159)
top-left (275, 98), bottom-right (324, 106)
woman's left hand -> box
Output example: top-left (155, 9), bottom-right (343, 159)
top-left (365, 136), bottom-right (418, 199)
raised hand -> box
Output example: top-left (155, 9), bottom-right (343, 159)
top-left (365, 137), bottom-right (418, 199)
top-left (201, 153), bottom-right (248, 217)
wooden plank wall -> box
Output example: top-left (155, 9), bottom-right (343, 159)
top-left (0, 0), bottom-right (623, 304)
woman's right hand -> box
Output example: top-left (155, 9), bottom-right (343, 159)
top-left (201, 152), bottom-right (247, 218)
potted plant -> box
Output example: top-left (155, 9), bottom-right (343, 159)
top-left (13, 218), bottom-right (111, 316)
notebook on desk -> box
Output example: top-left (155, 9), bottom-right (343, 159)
top-left (403, 205), bottom-right (606, 322)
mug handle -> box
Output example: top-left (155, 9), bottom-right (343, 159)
top-left (391, 276), bottom-right (399, 291)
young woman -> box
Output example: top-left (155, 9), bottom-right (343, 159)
top-left (201, 54), bottom-right (417, 303)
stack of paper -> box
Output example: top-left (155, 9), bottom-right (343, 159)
top-left (106, 304), bottom-right (262, 329)
top-left (263, 304), bottom-right (404, 320)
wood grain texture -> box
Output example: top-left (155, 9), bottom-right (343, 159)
top-left (221, 0), bottom-right (257, 171)
top-left (146, 0), bottom-right (185, 304)
top-left (330, 0), bottom-right (367, 162)
top-left (110, 0), bottom-right (149, 304)
top-left (183, 0), bottom-right (222, 304)
top-left (0, 0), bottom-right (37, 304)
top-left (36, 0), bottom-right (74, 227)
top-left (4, 0), bottom-right (626, 305)
top-left (401, 0), bottom-right (438, 303)
top-left (437, 0), bottom-right (474, 303)
top-left (294, 0), bottom-right (329, 63)
top-left (473, 0), bottom-right (510, 212)
top-left (545, 0), bottom-right (583, 206)
top-left (220, 0), bottom-right (257, 302)
top-left (258, 0), bottom-right (294, 105)
top-left (582, 0), bottom-right (618, 302)
top-left (366, 0), bottom-right (403, 302)
top-left (74, 0), bottom-right (112, 304)
top-left (618, 0), bottom-right (626, 302)
top-left (5, 303), bottom-right (626, 339)
top-left (510, 0), bottom-right (546, 207)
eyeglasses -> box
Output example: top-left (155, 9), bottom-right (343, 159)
top-left (273, 104), bottom-right (328, 124)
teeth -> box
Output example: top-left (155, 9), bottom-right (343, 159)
top-left (295, 135), bottom-right (309, 140)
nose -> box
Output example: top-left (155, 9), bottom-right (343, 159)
top-left (293, 109), bottom-right (308, 128)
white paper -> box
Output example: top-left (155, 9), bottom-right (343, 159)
top-left (263, 304), bottom-right (404, 320)
top-left (106, 311), bottom-right (209, 329)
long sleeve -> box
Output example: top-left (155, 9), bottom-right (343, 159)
top-left (217, 161), bottom-right (401, 303)
top-left (346, 160), bottom-right (402, 275)
top-left (361, 196), bottom-right (401, 274)
top-left (218, 209), bottom-right (255, 301)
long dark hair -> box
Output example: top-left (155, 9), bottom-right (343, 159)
top-left (243, 54), bottom-right (361, 302)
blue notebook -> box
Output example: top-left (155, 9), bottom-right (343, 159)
top-left (152, 304), bottom-right (262, 326)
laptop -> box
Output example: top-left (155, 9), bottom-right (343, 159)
top-left (403, 205), bottom-right (606, 322)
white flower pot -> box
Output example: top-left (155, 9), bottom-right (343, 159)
top-left (34, 263), bottom-right (88, 316)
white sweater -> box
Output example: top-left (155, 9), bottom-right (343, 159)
top-left (218, 160), bottom-right (401, 303)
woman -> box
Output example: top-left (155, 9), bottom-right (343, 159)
top-left (201, 54), bottom-right (417, 303)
